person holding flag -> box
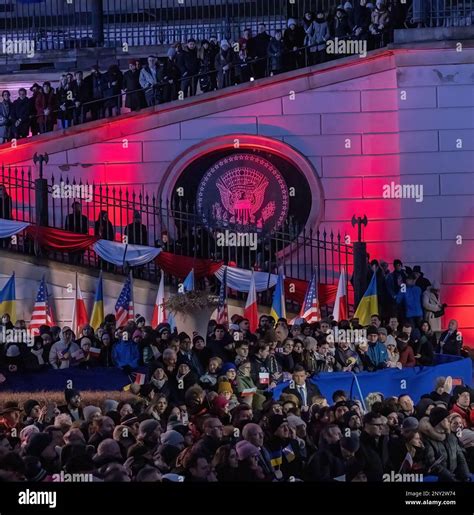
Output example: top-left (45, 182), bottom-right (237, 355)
top-left (354, 271), bottom-right (378, 327)
top-left (0, 273), bottom-right (16, 324)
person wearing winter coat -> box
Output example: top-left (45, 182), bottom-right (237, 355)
top-left (139, 55), bottom-right (164, 106)
top-left (333, 8), bottom-right (353, 39)
top-left (267, 30), bottom-right (285, 75)
top-left (56, 74), bottom-right (74, 129)
top-left (84, 65), bottom-right (107, 120)
top-left (334, 340), bottom-right (362, 373)
top-left (358, 412), bottom-right (392, 480)
top-left (123, 60), bottom-right (146, 112)
top-left (215, 40), bottom-right (235, 89)
top-left (112, 333), bottom-right (140, 370)
top-left (437, 319), bottom-right (462, 356)
top-left (283, 18), bottom-right (306, 69)
top-left (423, 281), bottom-right (445, 334)
top-left (396, 274), bottom-right (423, 326)
top-left (103, 64), bottom-right (123, 117)
top-left (366, 326), bottom-right (389, 370)
top-left (352, 0), bottom-right (372, 39)
top-left (305, 12), bottom-right (329, 64)
top-left (397, 333), bottom-right (416, 368)
top-left (414, 321), bottom-right (435, 366)
top-left (177, 39), bottom-right (200, 97)
top-left (48, 327), bottom-right (81, 369)
top-left (70, 71), bottom-right (90, 125)
top-left (0, 90), bottom-right (14, 142)
top-left (370, 0), bottom-right (390, 46)
top-left (11, 88), bottom-right (31, 139)
top-left (384, 335), bottom-right (402, 368)
top-left (419, 407), bottom-right (472, 481)
top-left (251, 24), bottom-right (271, 78)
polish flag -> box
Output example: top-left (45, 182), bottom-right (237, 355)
top-left (244, 272), bottom-right (258, 333)
top-left (151, 270), bottom-right (167, 328)
top-left (333, 267), bottom-right (348, 322)
top-left (72, 273), bottom-right (88, 335)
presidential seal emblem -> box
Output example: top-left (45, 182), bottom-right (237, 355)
top-left (197, 153), bottom-right (289, 234)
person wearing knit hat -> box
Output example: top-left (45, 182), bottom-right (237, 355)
top-left (460, 429), bottom-right (474, 448)
top-left (24, 432), bottom-right (53, 459)
top-left (83, 405), bottom-right (102, 423)
top-left (217, 380), bottom-right (234, 399)
top-left (160, 430), bottom-right (185, 449)
top-left (287, 414), bottom-right (307, 440)
top-left (212, 394), bottom-right (230, 416)
top-left (103, 399), bottom-right (119, 414)
top-left (20, 424), bottom-right (40, 448)
top-left (402, 416), bottom-right (419, 433)
top-left (340, 433), bottom-right (360, 454)
top-left (268, 414), bottom-right (289, 434)
top-left (415, 398), bottom-right (435, 419)
top-left (236, 440), bottom-right (259, 461)
top-left (23, 399), bottom-right (41, 420)
top-left (450, 386), bottom-right (472, 429)
top-left (429, 406), bottom-right (450, 428)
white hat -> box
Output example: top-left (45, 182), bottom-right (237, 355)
top-left (344, 1), bottom-right (353, 8)
top-left (385, 335), bottom-right (397, 348)
top-left (287, 18), bottom-right (297, 27)
top-left (220, 39), bottom-right (230, 48)
top-left (431, 280), bottom-right (441, 290)
top-left (460, 429), bottom-right (474, 448)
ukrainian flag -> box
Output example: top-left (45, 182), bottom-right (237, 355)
top-left (270, 270), bottom-right (286, 320)
top-left (354, 271), bottom-right (378, 326)
top-left (90, 272), bottom-right (104, 330)
top-left (0, 273), bottom-right (16, 323)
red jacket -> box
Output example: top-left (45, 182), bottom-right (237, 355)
top-left (35, 90), bottom-right (58, 123)
top-left (399, 345), bottom-right (416, 368)
top-left (450, 403), bottom-right (473, 429)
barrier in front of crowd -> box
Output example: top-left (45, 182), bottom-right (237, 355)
top-left (273, 354), bottom-right (473, 404)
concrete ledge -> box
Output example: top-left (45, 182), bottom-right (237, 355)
top-left (394, 27), bottom-right (474, 44)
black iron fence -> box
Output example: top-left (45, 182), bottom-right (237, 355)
top-left (0, 0), bottom-right (471, 50)
top-left (0, 164), bottom-right (353, 314)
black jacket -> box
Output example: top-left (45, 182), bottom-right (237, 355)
top-left (282, 380), bottom-right (321, 406)
top-left (123, 69), bottom-right (146, 111)
top-left (437, 330), bottom-right (462, 356)
top-left (124, 221), bottom-right (148, 245)
top-left (267, 38), bottom-right (285, 71)
top-left (357, 430), bottom-right (392, 481)
top-left (65, 213), bottom-right (89, 234)
top-left (11, 97), bottom-right (31, 129)
top-left (418, 416), bottom-right (471, 481)
top-left (177, 48), bottom-right (200, 76)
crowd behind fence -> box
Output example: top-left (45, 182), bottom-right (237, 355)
top-left (0, 0), bottom-right (472, 50)
top-left (0, 165), bottom-right (353, 314)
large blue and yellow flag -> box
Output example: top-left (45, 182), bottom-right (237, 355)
top-left (0, 273), bottom-right (16, 323)
top-left (90, 271), bottom-right (104, 330)
top-left (270, 270), bottom-right (286, 320)
top-left (354, 271), bottom-right (378, 326)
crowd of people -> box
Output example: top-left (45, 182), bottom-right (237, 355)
top-left (0, 1), bottom-right (411, 143)
top-left (0, 256), bottom-right (472, 482)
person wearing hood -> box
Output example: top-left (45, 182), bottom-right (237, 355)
top-left (422, 280), bottom-right (445, 335)
top-left (304, 11), bottom-right (329, 65)
top-left (365, 326), bottom-right (389, 370)
top-left (215, 40), bottom-right (235, 89)
top-left (123, 59), bottom-right (146, 111)
top-left (283, 18), bottom-right (305, 69)
top-left (112, 330), bottom-right (140, 371)
top-left (369, 0), bottom-right (390, 47)
top-left (419, 407), bottom-right (471, 481)
top-left (384, 334), bottom-right (401, 368)
top-left (162, 47), bottom-right (181, 102)
top-left (48, 327), bottom-right (81, 369)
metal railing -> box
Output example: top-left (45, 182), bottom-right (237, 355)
top-left (0, 164), bottom-right (353, 314)
top-left (0, 0), bottom-right (471, 51)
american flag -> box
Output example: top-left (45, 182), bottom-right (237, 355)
top-left (216, 266), bottom-right (228, 326)
top-left (299, 271), bottom-right (321, 323)
top-left (115, 274), bottom-right (134, 326)
top-left (29, 277), bottom-right (54, 334)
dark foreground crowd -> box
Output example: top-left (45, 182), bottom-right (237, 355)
top-left (0, 371), bottom-right (473, 482)
top-left (0, 0), bottom-right (413, 143)
top-left (0, 258), bottom-right (472, 482)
